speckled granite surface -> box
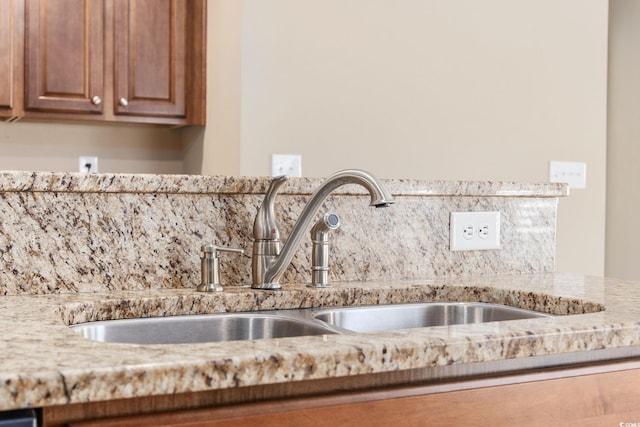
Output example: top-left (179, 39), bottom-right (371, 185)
top-left (6, 171), bottom-right (626, 412)
top-left (2, 273), bottom-right (640, 411)
top-left (0, 171), bottom-right (568, 196)
top-left (0, 171), bottom-right (566, 295)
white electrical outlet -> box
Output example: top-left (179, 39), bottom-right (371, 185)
top-left (271, 154), bottom-right (302, 177)
top-left (549, 161), bottom-right (586, 189)
top-left (78, 156), bottom-right (98, 173)
top-left (450, 211), bottom-right (501, 251)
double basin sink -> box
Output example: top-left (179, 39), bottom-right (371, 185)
top-left (70, 302), bottom-right (552, 345)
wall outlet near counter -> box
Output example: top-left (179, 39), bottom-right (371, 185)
top-left (549, 160), bottom-right (586, 189)
top-left (78, 156), bottom-right (98, 173)
top-left (271, 154), bottom-right (302, 177)
top-left (450, 211), bottom-right (501, 251)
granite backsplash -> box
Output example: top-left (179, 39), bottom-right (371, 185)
top-left (0, 171), bottom-right (567, 295)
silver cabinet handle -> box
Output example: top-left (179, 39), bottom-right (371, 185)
top-left (119, 98), bottom-right (129, 107)
top-left (91, 96), bottom-right (102, 105)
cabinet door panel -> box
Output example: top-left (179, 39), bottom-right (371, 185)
top-left (114, 0), bottom-right (186, 118)
top-left (25, 0), bottom-right (104, 113)
top-left (0, 0), bottom-right (15, 112)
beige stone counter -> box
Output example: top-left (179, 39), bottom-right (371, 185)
top-left (1, 171), bottom-right (614, 414)
top-left (0, 171), bottom-right (566, 296)
top-left (1, 273), bottom-right (639, 411)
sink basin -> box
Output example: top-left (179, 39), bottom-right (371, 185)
top-left (69, 302), bottom-right (551, 344)
top-left (70, 313), bottom-right (337, 345)
top-left (313, 302), bottom-right (551, 333)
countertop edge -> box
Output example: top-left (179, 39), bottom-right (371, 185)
top-left (0, 171), bottom-right (569, 197)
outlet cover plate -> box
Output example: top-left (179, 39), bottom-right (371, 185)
top-left (549, 161), bottom-right (586, 189)
top-left (450, 211), bottom-right (501, 251)
top-left (78, 156), bottom-right (98, 173)
top-left (272, 154), bottom-right (302, 177)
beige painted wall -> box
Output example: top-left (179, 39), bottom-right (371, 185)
top-left (0, 1), bottom-right (610, 277)
top-left (194, 0), bottom-right (242, 176)
top-left (606, 0), bottom-right (640, 280)
top-left (0, 121), bottom-right (184, 173)
top-left (236, 0), bottom-right (608, 276)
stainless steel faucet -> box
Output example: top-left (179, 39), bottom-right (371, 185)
top-left (252, 169), bottom-right (395, 290)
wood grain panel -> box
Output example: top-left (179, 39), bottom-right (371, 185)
top-left (113, 0), bottom-right (186, 118)
top-left (25, 0), bottom-right (104, 113)
top-left (185, 0), bottom-right (206, 125)
top-left (133, 0), bottom-right (170, 98)
top-left (0, 0), bottom-right (14, 111)
top-left (61, 365), bottom-right (640, 427)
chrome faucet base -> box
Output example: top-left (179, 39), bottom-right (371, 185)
top-left (307, 282), bottom-right (332, 289)
top-left (197, 283), bottom-right (224, 292)
top-left (251, 281), bottom-right (282, 290)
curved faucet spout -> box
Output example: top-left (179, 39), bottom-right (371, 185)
top-left (252, 169), bottom-right (394, 289)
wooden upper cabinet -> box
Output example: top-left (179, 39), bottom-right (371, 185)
top-left (0, 0), bottom-right (24, 118)
top-left (113, 0), bottom-right (186, 119)
top-left (18, 0), bottom-right (205, 125)
top-left (0, 0), bottom-right (14, 113)
top-left (24, 0), bottom-right (104, 114)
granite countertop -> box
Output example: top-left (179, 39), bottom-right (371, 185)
top-left (1, 272), bottom-right (639, 411)
top-left (0, 171), bottom-right (568, 197)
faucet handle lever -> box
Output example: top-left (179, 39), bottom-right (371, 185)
top-left (198, 244), bottom-right (244, 292)
top-left (214, 247), bottom-right (245, 255)
top-left (253, 175), bottom-right (289, 241)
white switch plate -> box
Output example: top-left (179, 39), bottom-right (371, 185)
top-left (271, 154), bottom-right (302, 177)
top-left (549, 161), bottom-right (586, 189)
top-left (78, 156), bottom-right (98, 173)
top-left (450, 211), bottom-right (501, 251)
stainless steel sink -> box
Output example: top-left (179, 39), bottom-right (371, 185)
top-left (69, 302), bottom-right (551, 345)
top-left (70, 313), bottom-right (337, 345)
top-left (312, 302), bottom-right (551, 333)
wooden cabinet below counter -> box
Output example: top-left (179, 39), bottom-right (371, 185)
top-left (2, 0), bottom-right (206, 126)
top-left (43, 361), bottom-right (640, 427)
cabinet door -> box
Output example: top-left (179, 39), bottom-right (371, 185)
top-left (24, 0), bottom-right (104, 114)
top-left (113, 0), bottom-right (186, 118)
top-left (0, 0), bottom-right (16, 116)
